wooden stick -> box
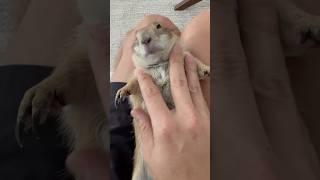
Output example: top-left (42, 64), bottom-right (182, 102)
top-left (174, 0), bottom-right (202, 11)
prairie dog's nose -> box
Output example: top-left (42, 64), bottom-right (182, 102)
top-left (141, 36), bottom-right (152, 45)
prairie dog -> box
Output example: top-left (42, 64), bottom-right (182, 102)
top-left (15, 0), bottom-right (108, 152)
top-left (115, 22), bottom-right (210, 180)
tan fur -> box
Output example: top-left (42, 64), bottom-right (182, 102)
top-left (15, 21), bottom-right (107, 152)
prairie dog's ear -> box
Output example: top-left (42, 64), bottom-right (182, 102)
top-left (76, 0), bottom-right (107, 24)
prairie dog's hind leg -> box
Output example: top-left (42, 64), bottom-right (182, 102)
top-left (184, 52), bottom-right (210, 80)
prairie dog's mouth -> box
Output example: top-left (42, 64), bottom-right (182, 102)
top-left (140, 44), bottom-right (161, 56)
top-left (132, 22), bottom-right (177, 68)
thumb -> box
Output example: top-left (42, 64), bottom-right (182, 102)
top-left (131, 108), bottom-right (154, 158)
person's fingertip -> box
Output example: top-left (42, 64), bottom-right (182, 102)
top-left (130, 109), bottom-right (139, 119)
top-left (131, 108), bottom-right (144, 120)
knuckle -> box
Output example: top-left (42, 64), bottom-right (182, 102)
top-left (188, 112), bottom-right (199, 125)
top-left (158, 123), bottom-right (173, 137)
top-left (185, 58), bottom-right (197, 72)
top-left (170, 56), bottom-right (184, 65)
top-left (189, 84), bottom-right (201, 93)
top-left (144, 86), bottom-right (160, 98)
top-left (186, 121), bottom-right (199, 133)
top-left (186, 123), bottom-right (200, 139)
top-left (171, 77), bottom-right (186, 88)
top-left (213, 53), bottom-right (249, 81)
top-left (252, 73), bottom-right (292, 101)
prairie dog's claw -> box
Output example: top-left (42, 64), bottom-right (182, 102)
top-left (114, 88), bottom-right (131, 108)
top-left (15, 82), bottom-right (64, 147)
top-left (15, 120), bottom-right (24, 148)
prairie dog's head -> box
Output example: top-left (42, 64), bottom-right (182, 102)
top-left (132, 22), bottom-right (178, 68)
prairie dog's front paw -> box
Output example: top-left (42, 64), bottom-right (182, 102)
top-left (198, 64), bottom-right (210, 80)
top-left (114, 86), bottom-right (131, 108)
top-left (15, 79), bottom-right (65, 147)
top-left (276, 0), bottom-right (320, 56)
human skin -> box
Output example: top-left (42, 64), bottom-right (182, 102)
top-left (3, 0), bottom-right (82, 66)
top-left (130, 44), bottom-right (210, 180)
top-left (8, 0), bottom-right (320, 179)
top-left (213, 0), bottom-right (320, 180)
top-left (65, 24), bottom-right (109, 180)
top-left (110, 11), bottom-right (210, 180)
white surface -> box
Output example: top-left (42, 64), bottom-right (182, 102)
top-left (110, 0), bottom-right (210, 71)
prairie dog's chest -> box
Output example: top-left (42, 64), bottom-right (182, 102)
top-left (144, 65), bottom-right (174, 109)
top-left (145, 65), bottom-right (169, 86)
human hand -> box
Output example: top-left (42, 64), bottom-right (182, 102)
top-left (213, 0), bottom-right (320, 180)
top-left (131, 44), bottom-right (210, 180)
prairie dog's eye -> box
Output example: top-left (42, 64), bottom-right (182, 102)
top-left (156, 24), bottom-right (161, 29)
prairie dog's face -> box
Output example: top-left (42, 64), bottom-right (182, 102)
top-left (132, 22), bottom-right (178, 68)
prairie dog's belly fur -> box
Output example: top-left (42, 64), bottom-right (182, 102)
top-left (144, 64), bottom-right (174, 109)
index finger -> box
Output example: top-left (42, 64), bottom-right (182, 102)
top-left (238, 0), bottom-right (320, 176)
top-left (169, 43), bottom-right (195, 112)
top-left (212, 1), bottom-right (278, 179)
top-left (88, 24), bottom-right (108, 114)
top-left (213, 2), bottom-right (262, 127)
top-left (136, 69), bottom-right (170, 124)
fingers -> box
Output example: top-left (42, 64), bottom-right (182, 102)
top-left (212, 2), bottom-right (281, 179)
top-left (169, 44), bottom-right (194, 111)
top-left (238, 0), bottom-right (292, 101)
top-left (238, 0), bottom-right (320, 177)
top-left (66, 150), bottom-right (108, 180)
top-left (131, 108), bottom-right (154, 158)
top-left (111, 30), bottom-right (136, 82)
top-left (184, 53), bottom-right (208, 113)
top-left (136, 69), bottom-right (170, 126)
top-left (88, 23), bottom-right (108, 114)
top-left (212, 1), bottom-right (262, 124)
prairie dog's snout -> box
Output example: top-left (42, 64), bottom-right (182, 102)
top-left (132, 22), bottom-right (178, 68)
top-left (137, 23), bottom-right (163, 46)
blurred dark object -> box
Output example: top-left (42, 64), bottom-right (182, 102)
top-left (0, 65), bottom-right (72, 180)
top-left (175, 0), bottom-right (202, 10)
